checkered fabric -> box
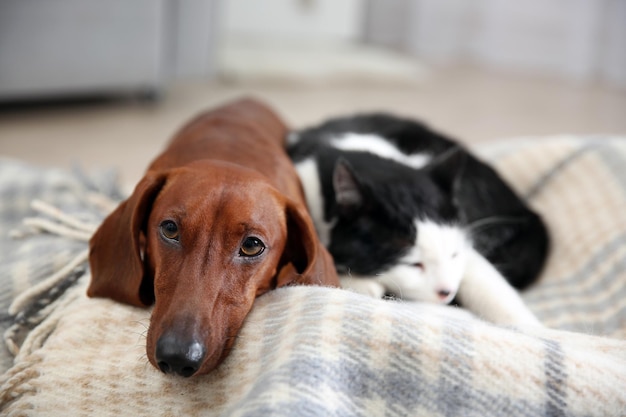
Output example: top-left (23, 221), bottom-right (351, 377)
top-left (1, 136), bottom-right (625, 417)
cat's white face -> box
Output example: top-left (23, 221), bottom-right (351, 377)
top-left (376, 220), bottom-right (470, 304)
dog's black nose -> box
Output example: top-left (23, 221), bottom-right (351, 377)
top-left (155, 334), bottom-right (207, 377)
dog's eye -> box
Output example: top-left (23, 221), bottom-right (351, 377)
top-left (160, 220), bottom-right (179, 241)
top-left (240, 237), bottom-right (265, 257)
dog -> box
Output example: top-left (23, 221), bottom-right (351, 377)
top-left (88, 98), bottom-right (339, 377)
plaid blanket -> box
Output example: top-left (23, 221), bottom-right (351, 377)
top-left (1, 136), bottom-right (625, 416)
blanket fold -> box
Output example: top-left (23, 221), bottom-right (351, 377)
top-left (2, 284), bottom-right (625, 417)
top-left (1, 136), bottom-right (625, 416)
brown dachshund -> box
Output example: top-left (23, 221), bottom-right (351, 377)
top-left (88, 98), bottom-right (339, 377)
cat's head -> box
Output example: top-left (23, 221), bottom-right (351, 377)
top-left (375, 220), bottom-right (470, 303)
top-left (328, 155), bottom-right (469, 303)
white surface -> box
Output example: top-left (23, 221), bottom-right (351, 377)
top-left (222, 0), bottom-right (365, 41)
top-left (219, 38), bottom-right (427, 84)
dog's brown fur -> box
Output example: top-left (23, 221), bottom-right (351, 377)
top-left (88, 98), bottom-right (338, 377)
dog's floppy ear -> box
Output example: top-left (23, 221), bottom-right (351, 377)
top-left (276, 200), bottom-right (339, 288)
top-left (88, 171), bottom-right (166, 307)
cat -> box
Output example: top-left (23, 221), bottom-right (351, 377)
top-left (287, 113), bottom-right (549, 326)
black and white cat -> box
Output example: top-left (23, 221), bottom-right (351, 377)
top-left (287, 113), bottom-right (549, 326)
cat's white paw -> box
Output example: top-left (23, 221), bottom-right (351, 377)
top-left (340, 276), bottom-right (386, 299)
top-left (459, 248), bottom-right (543, 327)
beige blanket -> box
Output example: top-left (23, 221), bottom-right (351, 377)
top-left (1, 136), bottom-right (625, 416)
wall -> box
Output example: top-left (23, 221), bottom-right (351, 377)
top-left (365, 0), bottom-right (626, 86)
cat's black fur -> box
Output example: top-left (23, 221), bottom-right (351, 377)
top-left (288, 113), bottom-right (550, 289)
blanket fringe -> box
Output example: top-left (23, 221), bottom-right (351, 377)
top-left (85, 192), bottom-right (118, 217)
top-left (14, 285), bottom-right (83, 362)
top-left (30, 199), bottom-right (96, 234)
top-left (4, 199), bottom-right (102, 357)
top-left (9, 199), bottom-right (97, 241)
top-left (0, 353), bottom-right (42, 411)
top-left (8, 249), bottom-right (88, 317)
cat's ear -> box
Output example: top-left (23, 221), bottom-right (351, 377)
top-left (333, 158), bottom-right (363, 211)
top-left (425, 146), bottom-right (467, 197)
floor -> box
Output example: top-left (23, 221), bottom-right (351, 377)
top-left (1, 61), bottom-right (625, 189)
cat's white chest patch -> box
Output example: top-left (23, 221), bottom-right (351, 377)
top-left (293, 157), bottom-right (334, 246)
top-left (329, 133), bottom-right (432, 169)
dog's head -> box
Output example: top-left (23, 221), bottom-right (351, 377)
top-left (88, 160), bottom-right (337, 377)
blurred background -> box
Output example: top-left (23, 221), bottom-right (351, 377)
top-left (1, 0), bottom-right (625, 187)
